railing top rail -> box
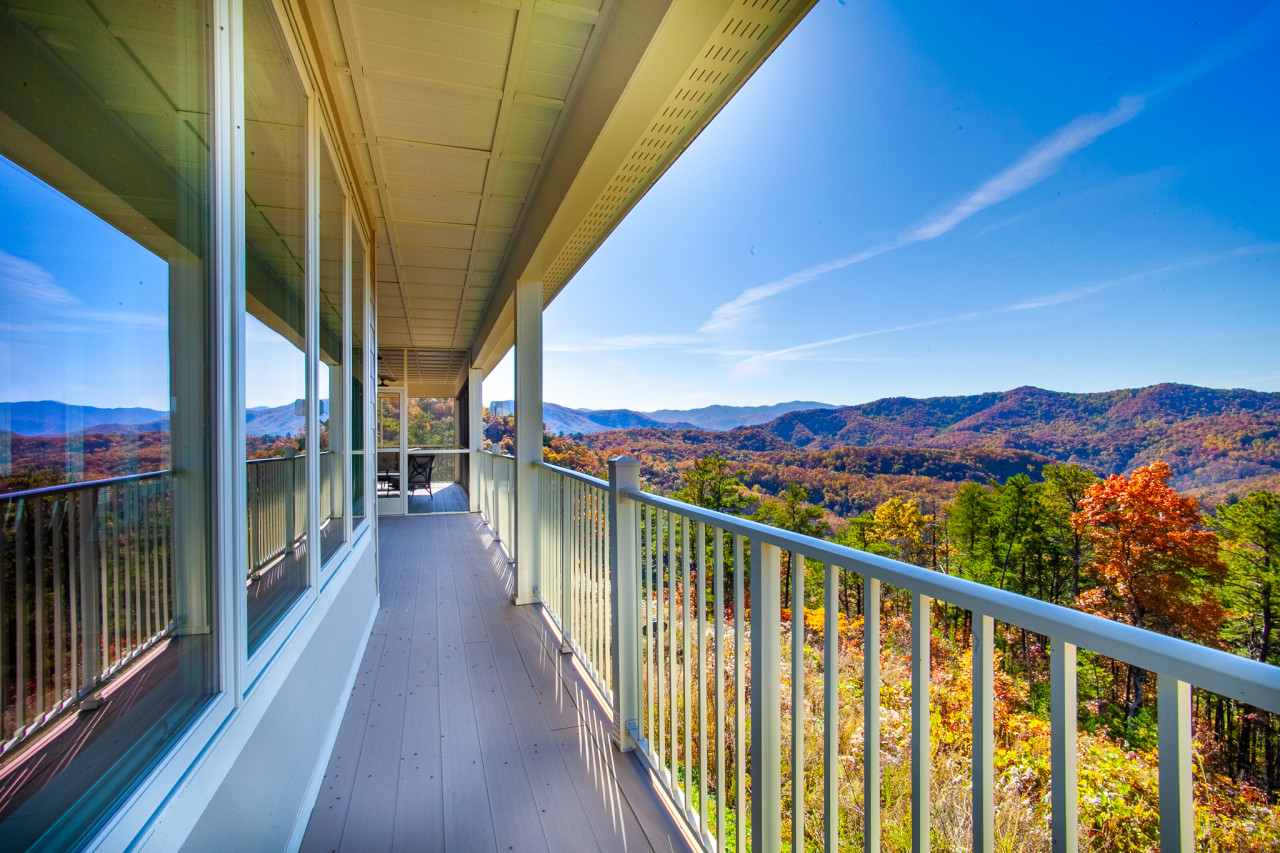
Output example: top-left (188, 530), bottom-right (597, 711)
top-left (247, 449), bottom-right (337, 467)
top-left (624, 486), bottom-right (1280, 713)
top-left (481, 450), bottom-right (516, 462)
top-left (1, 469), bottom-right (169, 502)
top-left (537, 460), bottom-right (608, 490)
top-left (408, 447), bottom-right (469, 455)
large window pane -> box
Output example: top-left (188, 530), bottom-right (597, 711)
top-left (244, 0), bottom-right (309, 652)
top-left (0, 2), bottom-right (216, 847)
top-left (350, 232), bottom-right (365, 524)
top-left (318, 145), bottom-right (345, 567)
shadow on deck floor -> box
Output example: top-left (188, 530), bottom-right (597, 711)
top-left (301, 513), bottom-right (693, 852)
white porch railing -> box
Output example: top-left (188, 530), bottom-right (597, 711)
top-left (475, 454), bottom-right (1280, 853)
top-left (537, 462), bottom-right (612, 698)
top-left (1, 472), bottom-right (174, 753)
top-left (1, 450), bottom-right (337, 754)
top-left (245, 450), bottom-right (339, 578)
top-left (478, 451), bottom-right (516, 559)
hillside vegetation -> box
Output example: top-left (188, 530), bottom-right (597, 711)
top-left (565, 384), bottom-right (1280, 506)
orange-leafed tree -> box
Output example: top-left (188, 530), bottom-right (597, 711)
top-left (1071, 460), bottom-right (1226, 729)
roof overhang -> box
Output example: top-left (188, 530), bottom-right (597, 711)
top-left (302, 0), bottom-right (816, 396)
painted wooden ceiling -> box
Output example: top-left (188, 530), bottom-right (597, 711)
top-left (305, 0), bottom-right (815, 396)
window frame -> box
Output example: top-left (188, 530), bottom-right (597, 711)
top-left (87, 0), bottom-right (378, 840)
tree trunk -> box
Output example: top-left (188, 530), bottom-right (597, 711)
top-left (1125, 665), bottom-right (1145, 745)
top-left (1260, 581), bottom-right (1273, 665)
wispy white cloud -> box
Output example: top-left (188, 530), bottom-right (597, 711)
top-left (698, 95), bottom-right (1148, 336)
top-left (545, 333), bottom-right (702, 353)
top-left (735, 243), bottom-right (1280, 373)
top-left (698, 244), bottom-right (893, 335)
top-left (906, 97), bottom-right (1147, 243)
top-left (0, 249), bottom-right (78, 307)
top-left (0, 250), bottom-right (168, 336)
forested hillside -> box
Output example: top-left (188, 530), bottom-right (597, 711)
top-left (756, 384), bottom-right (1280, 496)
top-left (562, 384), bottom-right (1280, 503)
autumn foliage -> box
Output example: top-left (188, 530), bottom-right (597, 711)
top-left (1072, 460), bottom-right (1226, 643)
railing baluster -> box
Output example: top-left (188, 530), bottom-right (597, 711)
top-left (163, 476), bottom-right (172, 629)
top-left (669, 511), bottom-right (678, 789)
top-left (592, 487), bottom-right (599, 671)
top-left (599, 489), bottom-right (607, 684)
top-left (973, 612), bottom-right (995, 853)
top-left (112, 485), bottom-right (122, 672)
top-left (595, 489), bottom-right (603, 681)
top-left (657, 507), bottom-right (667, 786)
top-left (911, 590), bottom-right (930, 853)
top-left (640, 506), bottom-right (649, 741)
top-left (35, 496), bottom-right (46, 719)
top-left (81, 488), bottom-right (99, 694)
top-left (1158, 674), bottom-right (1193, 852)
top-left (155, 478), bottom-right (165, 633)
top-left (697, 521), bottom-right (708, 840)
top-left (124, 482), bottom-right (135, 656)
top-left (751, 539), bottom-right (783, 852)
top-left (584, 489), bottom-right (592, 663)
top-left (53, 499), bottom-right (65, 707)
top-left (1051, 637), bottom-right (1078, 853)
top-left (247, 465), bottom-right (257, 575)
top-left (99, 487), bottom-right (110, 680)
top-left (733, 533), bottom-right (746, 853)
top-left (682, 513), bottom-right (692, 811)
top-left (16, 499), bottom-right (27, 731)
top-left (824, 562), bottom-right (838, 853)
top-left (583, 487), bottom-right (591, 659)
top-left (571, 483), bottom-right (579, 651)
top-left (560, 477), bottom-right (572, 652)
top-left (1, 501), bottom-right (10, 740)
top-left (604, 487), bottom-right (611, 695)
top-left (714, 526), bottom-right (726, 853)
top-left (791, 549), bottom-right (804, 851)
top-left (579, 483), bottom-right (586, 657)
top-left (68, 494), bottom-right (79, 698)
top-left (144, 480), bottom-right (154, 640)
top-left (864, 576), bottom-right (881, 853)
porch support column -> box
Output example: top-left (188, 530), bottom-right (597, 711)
top-left (468, 366), bottom-right (483, 512)
top-left (513, 278), bottom-right (541, 605)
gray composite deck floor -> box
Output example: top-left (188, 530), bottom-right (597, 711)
top-left (407, 482), bottom-right (469, 514)
top-left (301, 513), bottom-right (693, 853)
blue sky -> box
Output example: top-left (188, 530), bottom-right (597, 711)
top-left (2, 1), bottom-right (1276, 415)
top-left (488, 0), bottom-right (1280, 410)
top-left (0, 157), bottom-right (171, 410)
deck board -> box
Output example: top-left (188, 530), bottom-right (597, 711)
top-left (301, 513), bottom-right (694, 852)
top-left (406, 482), bottom-right (469, 514)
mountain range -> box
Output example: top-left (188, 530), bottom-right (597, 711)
top-left (1, 400), bottom-right (308, 437)
top-left (576, 383), bottom-right (1280, 501)
top-left (538, 400), bottom-right (837, 433)
top-left (4, 399), bottom-right (832, 439)
top-left (7, 385), bottom-right (1279, 500)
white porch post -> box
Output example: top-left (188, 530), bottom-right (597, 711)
top-left (609, 456), bottom-right (641, 751)
top-left (513, 278), bottom-right (541, 605)
top-left (468, 366), bottom-right (483, 512)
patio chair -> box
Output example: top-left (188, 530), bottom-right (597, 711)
top-left (406, 453), bottom-right (435, 497)
top-left (376, 451), bottom-right (400, 495)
